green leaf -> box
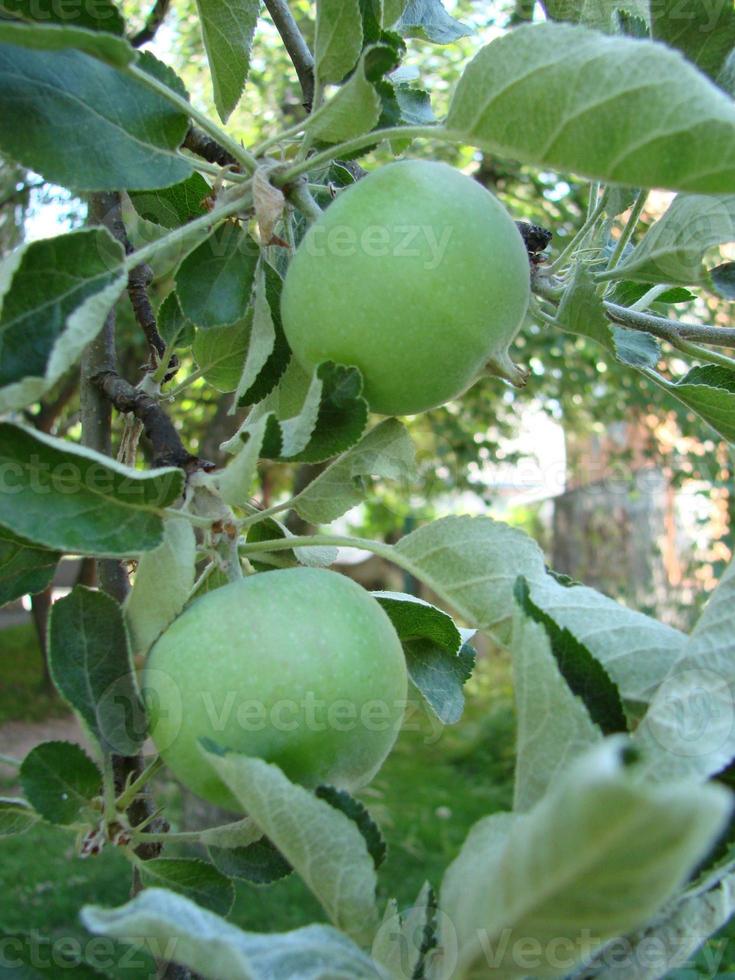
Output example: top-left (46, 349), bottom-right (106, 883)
top-left (245, 516), bottom-right (338, 570)
top-left (306, 46), bottom-right (383, 144)
top-left (394, 84), bottom-right (434, 125)
top-left (0, 527), bottom-right (59, 607)
top-left (0, 229), bottom-right (126, 412)
top-left (395, 0), bottom-right (472, 42)
top-left (373, 590), bottom-right (474, 724)
top-left (158, 291), bottom-right (195, 349)
top-left (555, 264), bottom-right (614, 351)
top-left (635, 556), bottom-right (735, 782)
top-left (0, 18), bottom-right (131, 63)
top-left (0, 797), bottom-right (39, 837)
top-left (315, 785), bottom-right (386, 869)
top-left (233, 262), bottom-right (275, 404)
top-left (202, 749), bottom-right (379, 944)
top-left (315, 0), bottom-right (363, 84)
top-left (242, 360), bottom-right (369, 464)
top-left (0, 0), bottom-right (124, 34)
top-left (393, 515), bottom-right (548, 643)
top-left (139, 859), bottom-right (235, 916)
top-left (515, 577), bottom-right (627, 736)
top-left (440, 739), bottom-right (732, 979)
top-left (582, 874), bottom-right (735, 979)
top-left (49, 587), bottom-right (146, 755)
top-left (124, 517), bottom-right (197, 655)
top-left (607, 281), bottom-right (696, 306)
top-left (198, 816), bottom-right (261, 849)
top-left (195, 0), bottom-right (260, 122)
top-left (192, 314), bottom-right (253, 392)
top-left (372, 882), bottom-right (436, 980)
top-left (612, 326), bottom-right (662, 368)
top-left (20, 741), bottom-right (102, 825)
top-left (383, 0), bottom-right (408, 27)
top-left (711, 260), bottom-right (735, 298)
top-left (235, 260), bottom-right (290, 406)
top-left (129, 173), bottom-right (211, 229)
top-left (446, 22), bottom-right (735, 194)
top-left (540, 0), bottom-right (650, 32)
top-left (651, 365), bottom-right (735, 444)
top-left (207, 414), bottom-right (267, 509)
top-left (652, 0), bottom-right (735, 82)
top-left (0, 423), bottom-right (184, 557)
top-left (293, 418), bottom-right (416, 525)
top-left (0, 40), bottom-right (192, 191)
top-left (511, 602), bottom-right (602, 812)
top-left (176, 225), bottom-right (258, 329)
top-left (518, 574), bottom-right (685, 720)
top-left (82, 888), bottom-right (385, 979)
top-left (614, 194), bottom-right (735, 284)
top-left (209, 838), bottom-right (292, 884)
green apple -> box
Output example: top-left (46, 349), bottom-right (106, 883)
top-left (281, 159), bottom-right (530, 416)
top-left (142, 567), bottom-right (408, 811)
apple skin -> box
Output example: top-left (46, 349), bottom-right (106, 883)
top-left (142, 568), bottom-right (408, 811)
top-left (281, 159), bottom-right (530, 416)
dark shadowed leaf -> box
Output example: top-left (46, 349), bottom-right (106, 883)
top-left (49, 587), bottom-right (146, 755)
top-left (0, 527), bottom-right (59, 607)
top-left (138, 859), bottom-right (235, 916)
top-left (176, 225), bottom-right (258, 329)
top-left (20, 741), bottom-right (102, 825)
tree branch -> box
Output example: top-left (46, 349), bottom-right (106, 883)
top-left (92, 371), bottom-right (198, 470)
top-left (183, 126), bottom-right (240, 169)
top-left (131, 0), bottom-right (171, 47)
top-left (604, 302), bottom-right (735, 349)
top-left (263, 0), bottom-right (315, 108)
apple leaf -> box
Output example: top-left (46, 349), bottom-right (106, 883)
top-left (198, 817), bottom-right (261, 850)
top-left (0, 229), bottom-right (126, 412)
top-left (651, 0), bottom-right (735, 82)
top-left (82, 888), bottom-right (385, 979)
top-left (540, 0), bottom-right (650, 32)
top-left (20, 741), bottom-right (102, 825)
top-left (372, 882), bottom-right (436, 980)
top-left (555, 264), bottom-right (614, 351)
top-left (306, 46), bottom-right (383, 144)
top-left (395, 0), bottom-right (472, 43)
top-left (446, 23), bottom-right (735, 194)
top-left (315, 785), bottom-right (386, 869)
top-left (157, 291), bottom-right (195, 349)
top-left (0, 0), bottom-right (125, 34)
top-left (515, 577), bottom-right (628, 735)
top-left (235, 260), bottom-right (290, 407)
top-left (511, 601), bottom-right (602, 813)
top-left (192, 314), bottom-right (253, 393)
top-left (0, 36), bottom-right (192, 191)
top-left (195, 0), bottom-right (260, 122)
top-left (0, 798), bottom-right (39, 838)
top-left (201, 749), bottom-right (379, 945)
top-left (293, 419), bottom-right (416, 525)
top-left (383, 0), bottom-right (409, 27)
top-left (711, 261), bottom-right (735, 299)
top-left (124, 517), bottom-right (197, 656)
top-left (393, 515), bottom-right (548, 644)
top-left (613, 193), bottom-right (735, 284)
top-left (209, 838), bottom-right (293, 885)
top-left (0, 423), bottom-right (184, 557)
top-left (650, 365), bottom-right (735, 444)
top-left (611, 327), bottom-right (662, 369)
top-left (129, 173), bottom-right (211, 229)
top-left (315, 0), bottom-right (363, 84)
top-left (0, 19), bottom-right (131, 64)
top-left (176, 226), bottom-right (258, 329)
top-left (138, 859), bottom-right (235, 917)
top-left (207, 414), bottom-right (267, 509)
top-left (49, 587), bottom-right (146, 756)
top-left (518, 574), bottom-right (685, 720)
top-left (440, 739), bottom-right (731, 979)
top-left (0, 527), bottom-right (59, 608)
top-left (581, 873), bottom-right (735, 979)
top-left (245, 516), bottom-right (339, 570)
top-left (635, 555), bottom-right (735, 782)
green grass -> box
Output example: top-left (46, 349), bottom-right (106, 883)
top-left (0, 623), bottom-right (66, 724)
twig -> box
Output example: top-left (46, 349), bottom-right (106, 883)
top-left (604, 302), bottom-right (735, 348)
top-left (131, 0), bottom-right (171, 47)
top-left (183, 126), bottom-right (239, 170)
top-left (263, 0), bottom-right (315, 108)
top-left (92, 371), bottom-right (197, 470)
